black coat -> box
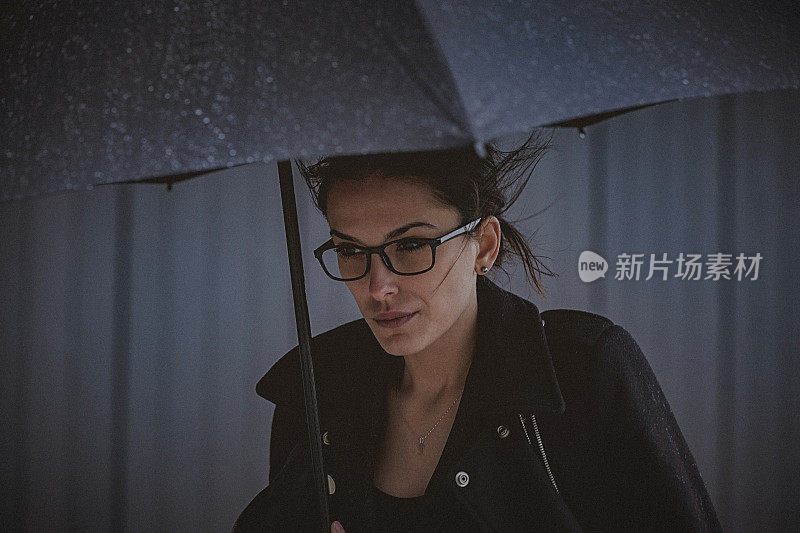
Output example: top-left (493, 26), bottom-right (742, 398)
top-left (234, 277), bottom-right (721, 532)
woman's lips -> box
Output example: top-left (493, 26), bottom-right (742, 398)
top-left (374, 311), bottom-right (417, 329)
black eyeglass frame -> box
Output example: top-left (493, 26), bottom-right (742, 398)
top-left (313, 217), bottom-right (483, 281)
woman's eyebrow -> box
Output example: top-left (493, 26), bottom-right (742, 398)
top-left (330, 221), bottom-right (437, 244)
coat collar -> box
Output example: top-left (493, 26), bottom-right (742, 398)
top-left (256, 276), bottom-right (565, 424)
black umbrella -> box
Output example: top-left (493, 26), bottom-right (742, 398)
top-left (2, 2), bottom-right (798, 531)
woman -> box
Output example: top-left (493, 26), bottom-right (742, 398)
top-left (234, 133), bottom-right (721, 532)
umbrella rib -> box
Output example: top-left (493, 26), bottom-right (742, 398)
top-left (374, 2), bottom-right (474, 142)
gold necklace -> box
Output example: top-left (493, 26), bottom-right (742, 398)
top-left (394, 390), bottom-right (463, 455)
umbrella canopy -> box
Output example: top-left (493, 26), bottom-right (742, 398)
top-left (2, 0), bottom-right (798, 201)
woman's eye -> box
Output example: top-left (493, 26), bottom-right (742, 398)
top-left (396, 240), bottom-right (426, 252)
top-left (336, 246), bottom-right (361, 258)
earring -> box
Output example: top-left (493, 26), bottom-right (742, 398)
top-left (480, 266), bottom-right (489, 273)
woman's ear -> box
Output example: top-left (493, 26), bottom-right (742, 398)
top-left (475, 216), bottom-right (501, 274)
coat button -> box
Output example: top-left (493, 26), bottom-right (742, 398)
top-left (322, 431), bottom-right (330, 445)
top-left (496, 425), bottom-right (510, 438)
top-left (327, 474), bottom-right (336, 495)
top-left (455, 471), bottom-right (470, 488)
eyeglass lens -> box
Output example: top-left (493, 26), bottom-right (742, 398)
top-left (321, 240), bottom-right (433, 279)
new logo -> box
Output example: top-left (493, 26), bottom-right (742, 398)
top-left (578, 251), bottom-right (608, 282)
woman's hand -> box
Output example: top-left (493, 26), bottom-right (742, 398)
top-left (331, 520), bottom-right (346, 533)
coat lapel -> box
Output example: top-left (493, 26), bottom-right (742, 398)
top-left (470, 275), bottom-right (565, 415)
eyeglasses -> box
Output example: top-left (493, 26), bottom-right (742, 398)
top-left (314, 218), bottom-right (483, 281)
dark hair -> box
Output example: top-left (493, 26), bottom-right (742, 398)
top-left (295, 130), bottom-right (557, 296)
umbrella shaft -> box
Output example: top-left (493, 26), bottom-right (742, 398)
top-left (278, 160), bottom-right (331, 532)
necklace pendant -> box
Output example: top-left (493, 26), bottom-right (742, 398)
top-left (418, 438), bottom-right (424, 455)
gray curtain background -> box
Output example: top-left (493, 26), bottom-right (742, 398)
top-left (1, 88), bottom-right (797, 532)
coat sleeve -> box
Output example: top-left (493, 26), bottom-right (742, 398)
top-left (588, 324), bottom-right (722, 532)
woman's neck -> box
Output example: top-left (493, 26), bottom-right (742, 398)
top-left (395, 294), bottom-right (478, 402)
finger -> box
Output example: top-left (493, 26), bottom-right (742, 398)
top-left (331, 520), bottom-right (345, 533)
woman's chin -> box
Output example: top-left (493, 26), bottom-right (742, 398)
top-left (374, 335), bottom-right (414, 356)
top-left (370, 326), bottom-right (425, 356)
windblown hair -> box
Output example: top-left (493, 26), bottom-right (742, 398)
top-left (295, 130), bottom-right (557, 296)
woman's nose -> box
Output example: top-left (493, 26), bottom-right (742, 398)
top-left (367, 253), bottom-right (398, 300)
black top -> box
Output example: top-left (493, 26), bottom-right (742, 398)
top-left (369, 483), bottom-right (438, 532)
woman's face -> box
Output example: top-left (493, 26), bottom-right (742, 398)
top-left (325, 174), bottom-right (483, 357)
